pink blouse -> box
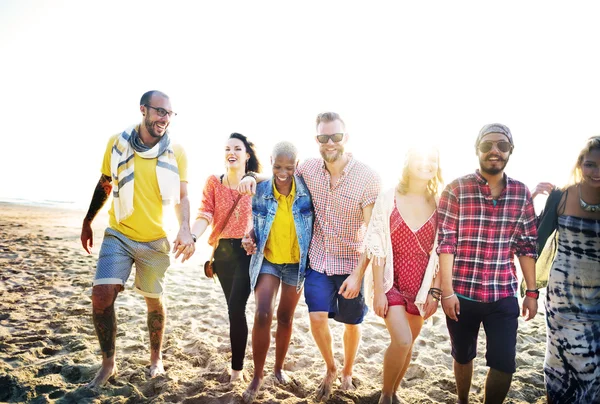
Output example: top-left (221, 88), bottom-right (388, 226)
top-left (196, 175), bottom-right (252, 247)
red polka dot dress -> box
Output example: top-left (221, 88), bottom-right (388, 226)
top-left (385, 201), bottom-right (437, 316)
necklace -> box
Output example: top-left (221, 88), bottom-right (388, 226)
top-left (488, 181), bottom-right (504, 200)
top-left (579, 185), bottom-right (600, 213)
top-left (488, 181), bottom-right (504, 191)
top-left (225, 174), bottom-right (240, 220)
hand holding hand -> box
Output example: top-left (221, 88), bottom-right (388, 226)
top-left (241, 232), bottom-right (257, 255)
top-left (173, 229), bottom-right (195, 263)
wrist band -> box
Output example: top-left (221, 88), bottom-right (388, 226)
top-left (242, 171), bottom-right (257, 180)
top-left (442, 293), bottom-right (456, 300)
top-left (525, 289), bottom-right (540, 299)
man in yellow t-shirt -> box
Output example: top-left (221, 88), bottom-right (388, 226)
top-left (80, 90), bottom-right (195, 388)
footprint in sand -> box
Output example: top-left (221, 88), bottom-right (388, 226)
top-left (0, 375), bottom-right (31, 402)
top-left (60, 365), bottom-right (83, 384)
top-left (48, 389), bottom-right (65, 399)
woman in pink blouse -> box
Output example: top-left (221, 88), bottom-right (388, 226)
top-left (191, 132), bottom-right (262, 383)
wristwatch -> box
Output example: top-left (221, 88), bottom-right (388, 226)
top-left (242, 171), bottom-right (257, 180)
top-left (525, 289), bottom-right (540, 299)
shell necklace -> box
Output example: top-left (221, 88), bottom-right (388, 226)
top-left (579, 184), bottom-right (600, 213)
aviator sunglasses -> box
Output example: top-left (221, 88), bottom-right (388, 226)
top-left (478, 140), bottom-right (512, 153)
top-left (316, 133), bottom-right (345, 143)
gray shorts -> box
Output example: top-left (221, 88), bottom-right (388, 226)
top-left (259, 259), bottom-right (299, 287)
top-left (93, 228), bottom-right (170, 298)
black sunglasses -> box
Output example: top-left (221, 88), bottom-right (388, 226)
top-left (478, 140), bottom-right (512, 153)
top-left (316, 133), bottom-right (344, 144)
top-left (145, 104), bottom-right (177, 118)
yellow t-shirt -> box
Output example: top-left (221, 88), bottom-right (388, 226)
top-left (101, 133), bottom-right (188, 242)
top-left (264, 180), bottom-right (299, 264)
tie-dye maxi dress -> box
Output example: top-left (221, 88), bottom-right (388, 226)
top-left (544, 215), bottom-right (600, 403)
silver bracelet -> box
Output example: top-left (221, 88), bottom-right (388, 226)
top-left (442, 293), bottom-right (456, 300)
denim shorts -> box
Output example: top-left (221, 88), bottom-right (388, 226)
top-left (303, 267), bottom-right (368, 324)
top-left (93, 228), bottom-right (170, 298)
top-left (259, 259), bottom-right (299, 287)
top-left (446, 296), bottom-right (519, 374)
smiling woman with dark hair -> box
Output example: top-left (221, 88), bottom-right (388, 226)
top-left (190, 132), bottom-right (262, 383)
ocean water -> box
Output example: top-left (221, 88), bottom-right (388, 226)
top-left (0, 197), bottom-right (87, 211)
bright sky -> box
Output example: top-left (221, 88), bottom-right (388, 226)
top-left (2, 0), bottom-right (599, 213)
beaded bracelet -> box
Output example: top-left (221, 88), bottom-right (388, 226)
top-left (428, 288), bottom-right (442, 302)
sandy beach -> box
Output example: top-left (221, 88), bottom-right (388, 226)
top-left (0, 202), bottom-right (547, 403)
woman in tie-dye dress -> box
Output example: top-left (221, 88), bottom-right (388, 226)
top-left (533, 136), bottom-right (600, 403)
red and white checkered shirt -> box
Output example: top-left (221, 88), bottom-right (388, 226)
top-left (436, 170), bottom-right (538, 302)
top-left (297, 154), bottom-right (381, 275)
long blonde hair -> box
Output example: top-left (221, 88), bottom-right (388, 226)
top-left (396, 146), bottom-right (444, 199)
top-left (570, 136), bottom-right (600, 184)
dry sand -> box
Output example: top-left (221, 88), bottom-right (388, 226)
top-left (0, 202), bottom-right (547, 403)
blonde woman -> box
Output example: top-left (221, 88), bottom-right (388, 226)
top-left (362, 146), bottom-right (443, 404)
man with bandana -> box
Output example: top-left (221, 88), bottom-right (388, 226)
top-left (437, 123), bottom-right (538, 404)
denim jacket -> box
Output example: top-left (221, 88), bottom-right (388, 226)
top-left (249, 175), bottom-right (314, 292)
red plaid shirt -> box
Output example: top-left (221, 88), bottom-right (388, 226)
top-left (297, 155), bottom-right (381, 275)
top-left (436, 170), bottom-right (538, 302)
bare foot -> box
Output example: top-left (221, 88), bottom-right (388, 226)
top-left (339, 374), bottom-right (355, 391)
top-left (242, 376), bottom-right (263, 403)
top-left (230, 369), bottom-right (245, 383)
top-left (315, 368), bottom-right (337, 401)
top-left (87, 362), bottom-right (117, 388)
top-left (274, 368), bottom-right (291, 384)
top-left (378, 392), bottom-right (393, 404)
top-left (149, 360), bottom-right (165, 377)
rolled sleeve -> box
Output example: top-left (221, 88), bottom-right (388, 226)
top-left (515, 194), bottom-right (538, 258)
top-left (360, 172), bottom-right (382, 209)
top-left (436, 186), bottom-right (459, 255)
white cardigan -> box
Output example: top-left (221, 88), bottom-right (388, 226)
top-left (362, 188), bottom-right (439, 317)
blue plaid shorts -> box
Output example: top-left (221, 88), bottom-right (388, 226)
top-left (93, 228), bottom-right (170, 298)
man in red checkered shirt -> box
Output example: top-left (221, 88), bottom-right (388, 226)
top-left (437, 123), bottom-right (538, 404)
top-left (239, 112), bottom-right (381, 400)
